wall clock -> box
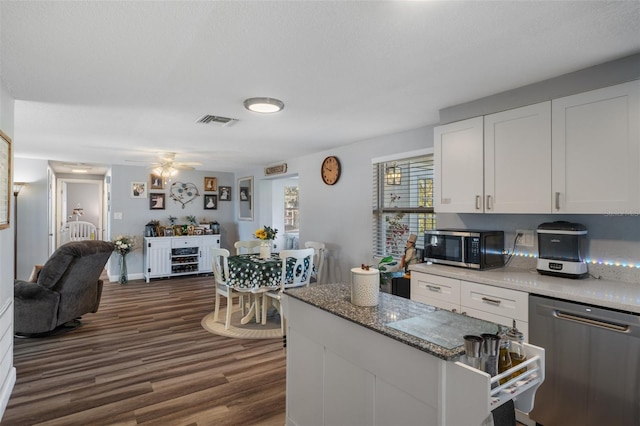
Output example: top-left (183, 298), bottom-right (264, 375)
top-left (321, 156), bottom-right (341, 185)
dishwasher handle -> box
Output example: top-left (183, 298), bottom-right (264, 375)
top-left (554, 310), bottom-right (630, 333)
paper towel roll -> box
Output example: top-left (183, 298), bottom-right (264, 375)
top-left (351, 267), bottom-right (380, 306)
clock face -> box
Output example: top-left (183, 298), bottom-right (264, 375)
top-left (321, 156), bottom-right (341, 185)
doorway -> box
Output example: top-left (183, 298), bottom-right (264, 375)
top-left (55, 177), bottom-right (105, 248)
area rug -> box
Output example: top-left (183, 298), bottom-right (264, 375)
top-left (201, 307), bottom-right (283, 339)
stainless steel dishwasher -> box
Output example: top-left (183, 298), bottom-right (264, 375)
top-left (529, 294), bottom-right (640, 426)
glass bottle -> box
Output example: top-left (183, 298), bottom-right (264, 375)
top-left (497, 334), bottom-right (512, 385)
top-left (507, 321), bottom-right (527, 379)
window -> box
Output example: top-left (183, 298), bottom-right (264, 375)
top-left (284, 186), bottom-right (299, 232)
top-left (372, 154), bottom-right (436, 259)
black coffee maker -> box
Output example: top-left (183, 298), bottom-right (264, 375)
top-left (536, 221), bottom-right (588, 278)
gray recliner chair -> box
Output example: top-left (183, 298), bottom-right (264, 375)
top-left (14, 240), bottom-right (114, 337)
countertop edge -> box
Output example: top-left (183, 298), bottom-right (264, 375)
top-left (285, 283), bottom-right (500, 361)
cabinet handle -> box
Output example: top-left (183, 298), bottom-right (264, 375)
top-left (481, 297), bottom-right (502, 305)
top-left (486, 195), bottom-right (492, 210)
top-left (426, 284), bottom-right (441, 292)
top-left (555, 192), bottom-right (560, 210)
top-left (475, 195), bottom-right (482, 210)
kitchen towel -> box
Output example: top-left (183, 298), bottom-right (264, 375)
top-left (491, 399), bottom-right (516, 426)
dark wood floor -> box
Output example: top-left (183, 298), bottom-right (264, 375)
top-left (4, 274), bottom-right (286, 425)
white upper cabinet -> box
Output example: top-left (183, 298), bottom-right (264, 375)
top-left (435, 103), bottom-right (551, 214)
top-left (552, 80), bottom-right (640, 214)
top-left (434, 116), bottom-right (484, 213)
top-left (484, 102), bottom-right (551, 213)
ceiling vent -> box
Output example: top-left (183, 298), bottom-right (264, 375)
top-left (196, 115), bottom-right (239, 127)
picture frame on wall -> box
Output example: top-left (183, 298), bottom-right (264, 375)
top-left (131, 181), bottom-right (147, 198)
top-left (240, 186), bottom-right (250, 202)
top-left (150, 193), bottom-right (165, 210)
top-left (204, 177), bottom-right (217, 192)
top-left (219, 186), bottom-right (231, 201)
top-left (150, 174), bottom-right (164, 190)
top-left (0, 130), bottom-right (11, 230)
top-left (204, 194), bottom-right (217, 210)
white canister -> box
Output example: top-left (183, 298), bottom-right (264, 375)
top-left (350, 267), bottom-right (380, 307)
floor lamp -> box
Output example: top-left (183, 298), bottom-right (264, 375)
top-left (13, 182), bottom-right (26, 279)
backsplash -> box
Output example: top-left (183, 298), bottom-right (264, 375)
top-left (503, 254), bottom-right (640, 284)
top-left (435, 213), bottom-right (640, 285)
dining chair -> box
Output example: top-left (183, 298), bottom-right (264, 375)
top-left (304, 241), bottom-right (326, 284)
top-left (234, 240), bottom-right (262, 255)
top-left (261, 248), bottom-right (315, 333)
top-left (67, 221), bottom-right (97, 241)
top-left (212, 248), bottom-right (244, 329)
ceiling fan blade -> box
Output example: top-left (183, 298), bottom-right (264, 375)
top-left (173, 164), bottom-right (196, 170)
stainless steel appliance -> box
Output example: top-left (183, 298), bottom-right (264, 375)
top-left (536, 221), bottom-right (588, 278)
top-left (423, 229), bottom-right (504, 270)
top-left (529, 295), bottom-right (640, 425)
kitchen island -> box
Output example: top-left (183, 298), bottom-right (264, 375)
top-left (283, 283), bottom-right (543, 426)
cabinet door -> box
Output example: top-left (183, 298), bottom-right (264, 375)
top-left (145, 238), bottom-right (171, 277)
top-left (198, 236), bottom-right (221, 273)
top-left (552, 80), bottom-right (640, 214)
top-left (484, 102), bottom-right (551, 213)
top-left (434, 117), bottom-right (484, 213)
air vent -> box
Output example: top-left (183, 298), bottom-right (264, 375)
top-left (196, 115), bottom-right (239, 127)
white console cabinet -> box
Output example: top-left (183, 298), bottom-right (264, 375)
top-left (143, 235), bottom-right (220, 283)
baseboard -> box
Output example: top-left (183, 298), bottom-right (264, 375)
top-left (0, 366), bottom-right (16, 421)
top-left (108, 272), bottom-right (145, 282)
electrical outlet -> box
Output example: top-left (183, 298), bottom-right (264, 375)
top-left (516, 229), bottom-right (534, 247)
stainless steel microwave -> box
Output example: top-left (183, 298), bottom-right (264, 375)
top-left (423, 229), bottom-right (505, 270)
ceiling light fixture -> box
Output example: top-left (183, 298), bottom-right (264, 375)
top-left (386, 162), bottom-right (402, 186)
top-left (243, 97), bottom-right (284, 114)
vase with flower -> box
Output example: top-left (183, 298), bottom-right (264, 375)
top-left (112, 235), bottom-right (135, 284)
top-left (254, 226), bottom-right (278, 259)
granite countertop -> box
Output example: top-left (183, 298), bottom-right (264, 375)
top-left (285, 282), bottom-right (504, 361)
top-left (410, 263), bottom-right (640, 314)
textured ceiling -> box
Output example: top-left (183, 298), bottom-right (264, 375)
top-left (1, 1), bottom-right (639, 173)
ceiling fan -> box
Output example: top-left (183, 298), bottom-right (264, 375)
top-left (131, 152), bottom-right (203, 177)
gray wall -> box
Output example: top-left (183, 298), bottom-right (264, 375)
top-left (237, 125), bottom-right (434, 285)
top-left (109, 165), bottom-right (237, 279)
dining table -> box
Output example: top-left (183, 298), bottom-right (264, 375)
top-left (226, 253), bottom-right (314, 324)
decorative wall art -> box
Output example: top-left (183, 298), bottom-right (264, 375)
top-left (204, 177), bottom-right (217, 192)
top-left (150, 193), bottom-right (165, 210)
top-left (204, 194), bottom-right (218, 210)
top-left (150, 174), bottom-right (164, 190)
top-left (169, 182), bottom-right (200, 209)
top-left (0, 130), bottom-right (10, 230)
top-left (219, 186), bottom-right (231, 201)
top-left (131, 182), bottom-right (147, 198)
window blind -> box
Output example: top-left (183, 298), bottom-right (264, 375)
top-left (372, 155), bottom-right (436, 259)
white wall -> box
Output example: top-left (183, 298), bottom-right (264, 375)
top-left (0, 76), bottom-right (16, 419)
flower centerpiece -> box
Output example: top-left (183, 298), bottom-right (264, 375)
top-left (112, 235), bottom-right (135, 284)
top-left (254, 226), bottom-right (278, 259)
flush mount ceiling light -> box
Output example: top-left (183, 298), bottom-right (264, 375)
top-left (243, 97), bottom-right (284, 114)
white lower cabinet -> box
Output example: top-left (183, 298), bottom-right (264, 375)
top-left (461, 281), bottom-right (529, 340)
top-left (143, 236), bottom-right (220, 282)
top-left (411, 271), bottom-right (529, 340)
top-left (410, 273), bottom-right (462, 312)
top-left (284, 294), bottom-right (543, 426)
